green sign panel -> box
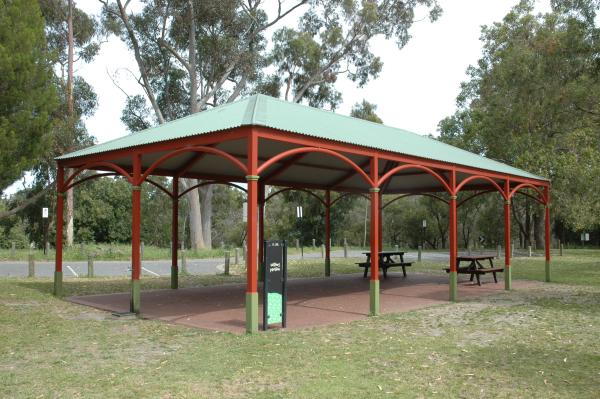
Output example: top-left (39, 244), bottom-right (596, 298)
top-left (263, 240), bottom-right (287, 330)
top-left (267, 292), bottom-right (283, 324)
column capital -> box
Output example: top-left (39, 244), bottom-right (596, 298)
top-left (449, 195), bottom-right (457, 200)
top-left (245, 175), bottom-right (260, 181)
top-left (505, 200), bottom-right (511, 206)
top-left (132, 185), bottom-right (142, 191)
top-left (369, 187), bottom-right (380, 193)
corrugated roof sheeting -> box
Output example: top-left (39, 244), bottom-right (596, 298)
top-left (57, 94), bottom-right (547, 182)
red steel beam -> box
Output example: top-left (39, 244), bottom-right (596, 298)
top-left (255, 126), bottom-right (549, 188)
top-left (59, 127), bottom-right (251, 168)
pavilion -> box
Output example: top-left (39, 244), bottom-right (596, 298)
top-left (54, 94), bottom-right (551, 333)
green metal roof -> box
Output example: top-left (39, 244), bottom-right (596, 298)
top-left (58, 94), bottom-right (547, 181)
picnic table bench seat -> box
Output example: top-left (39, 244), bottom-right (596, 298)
top-left (444, 265), bottom-right (504, 285)
top-left (357, 261), bottom-right (412, 278)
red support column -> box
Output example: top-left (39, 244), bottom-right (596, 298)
top-left (378, 204), bottom-right (383, 250)
top-left (54, 166), bottom-right (65, 296)
top-left (130, 154), bottom-right (142, 313)
top-left (245, 132), bottom-right (259, 333)
top-left (325, 190), bottom-right (331, 277)
top-left (258, 183), bottom-right (265, 281)
top-left (504, 180), bottom-right (512, 290)
top-left (171, 177), bottom-right (179, 289)
top-left (544, 186), bottom-right (551, 282)
top-left (369, 157), bottom-right (380, 315)
top-left (449, 170), bottom-right (458, 302)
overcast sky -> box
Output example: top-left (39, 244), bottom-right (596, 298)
top-left (5, 0), bottom-right (552, 195)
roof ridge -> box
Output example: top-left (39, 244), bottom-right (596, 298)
top-left (136, 97), bottom-right (250, 134)
top-left (250, 94), bottom-right (261, 124)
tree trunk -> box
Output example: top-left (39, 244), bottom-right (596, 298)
top-left (199, 185), bottom-right (213, 248)
top-left (180, 178), bottom-right (204, 249)
top-left (65, 0), bottom-right (74, 246)
top-left (534, 207), bottom-right (544, 249)
top-left (66, 170), bottom-right (74, 246)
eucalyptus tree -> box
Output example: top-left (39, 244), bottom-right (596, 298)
top-left (350, 100), bottom-right (383, 123)
top-left (100, 0), bottom-right (441, 248)
top-left (439, 0), bottom-right (600, 238)
top-left (268, 0), bottom-right (442, 109)
top-left (38, 0), bottom-right (102, 246)
top-left (100, 0), bottom-right (307, 249)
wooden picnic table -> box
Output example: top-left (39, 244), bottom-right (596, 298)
top-left (452, 255), bottom-right (504, 286)
top-left (357, 251), bottom-right (412, 278)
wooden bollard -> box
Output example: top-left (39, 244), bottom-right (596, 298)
top-left (10, 242), bottom-right (15, 259)
top-left (343, 238), bottom-right (348, 258)
top-left (235, 248), bottom-right (239, 265)
top-left (417, 245), bottom-right (422, 262)
top-left (312, 238), bottom-right (316, 248)
top-left (321, 244), bottom-right (324, 258)
top-left (560, 243), bottom-right (563, 256)
top-left (301, 246), bottom-right (304, 258)
top-left (497, 245), bottom-right (501, 258)
top-left (394, 244), bottom-right (399, 253)
top-left (87, 254), bottom-right (94, 278)
top-left (224, 251), bottom-right (230, 275)
top-left (295, 239), bottom-right (300, 252)
top-left (28, 254), bottom-right (35, 277)
top-left (468, 246), bottom-right (472, 256)
top-left (528, 246), bottom-right (532, 257)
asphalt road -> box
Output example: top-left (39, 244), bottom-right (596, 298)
top-left (0, 250), bottom-right (453, 278)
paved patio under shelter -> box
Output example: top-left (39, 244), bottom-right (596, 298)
top-left (67, 273), bottom-right (540, 334)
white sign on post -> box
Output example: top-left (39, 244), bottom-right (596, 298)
top-left (585, 233), bottom-right (590, 241)
top-left (42, 207), bottom-right (49, 218)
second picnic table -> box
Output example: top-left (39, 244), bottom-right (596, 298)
top-left (357, 251), bottom-right (412, 278)
top-left (450, 255), bottom-right (504, 286)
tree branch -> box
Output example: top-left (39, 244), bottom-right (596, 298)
top-left (0, 185), bottom-right (54, 219)
top-left (114, 0), bottom-right (165, 123)
top-left (157, 38), bottom-right (192, 73)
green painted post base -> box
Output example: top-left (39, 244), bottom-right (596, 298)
top-left (53, 271), bottom-right (63, 297)
top-left (325, 258), bottom-right (331, 277)
top-left (449, 271), bottom-right (457, 302)
top-left (246, 292), bottom-right (258, 334)
top-left (171, 266), bottom-right (178, 289)
top-left (545, 260), bottom-right (551, 282)
top-left (130, 279), bottom-right (140, 314)
top-left (504, 266), bottom-right (512, 290)
top-left (369, 280), bottom-right (380, 316)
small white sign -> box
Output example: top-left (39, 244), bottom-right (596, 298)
top-left (585, 233), bottom-right (590, 241)
top-left (242, 202), bottom-right (247, 222)
top-left (296, 206), bottom-right (303, 218)
top-left (42, 207), bottom-right (49, 218)
top-left (422, 219), bottom-right (427, 228)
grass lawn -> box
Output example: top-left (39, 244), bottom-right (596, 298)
top-left (0, 244), bottom-right (352, 262)
top-left (0, 253), bottom-right (599, 397)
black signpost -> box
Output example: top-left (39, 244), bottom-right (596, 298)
top-left (262, 240), bottom-right (287, 330)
